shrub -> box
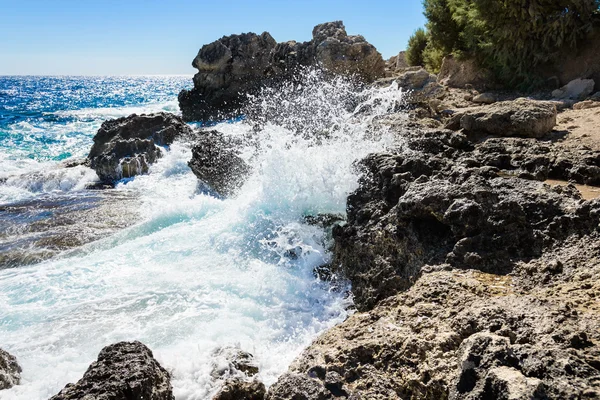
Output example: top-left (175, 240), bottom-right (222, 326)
top-left (406, 28), bottom-right (429, 66)
top-left (421, 0), bottom-right (600, 87)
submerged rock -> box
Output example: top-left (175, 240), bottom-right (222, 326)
top-left (188, 130), bottom-right (251, 197)
top-left (0, 348), bottom-right (21, 390)
top-left (88, 112), bottom-right (193, 184)
top-left (211, 346), bottom-right (260, 379)
top-left (213, 378), bottom-right (266, 400)
top-left (179, 21), bottom-right (385, 122)
top-left (50, 341), bottom-right (174, 400)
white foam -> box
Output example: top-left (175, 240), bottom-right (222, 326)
top-left (0, 71), bottom-right (406, 399)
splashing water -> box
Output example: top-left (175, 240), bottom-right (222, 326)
top-left (0, 72), bottom-right (406, 399)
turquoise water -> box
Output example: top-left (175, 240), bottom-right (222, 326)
top-left (0, 74), bottom-right (405, 399)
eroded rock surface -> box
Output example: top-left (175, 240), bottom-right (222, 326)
top-left (188, 130), bottom-right (251, 197)
top-left (179, 21), bottom-right (385, 122)
top-left (50, 341), bottom-right (174, 400)
top-left (0, 348), bottom-right (21, 390)
top-left (88, 112), bottom-right (193, 184)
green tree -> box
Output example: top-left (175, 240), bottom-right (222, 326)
top-left (406, 28), bottom-right (429, 66)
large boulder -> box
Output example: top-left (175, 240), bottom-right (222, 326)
top-left (188, 131), bottom-right (251, 197)
top-left (213, 379), bottom-right (266, 400)
top-left (437, 55), bottom-right (493, 89)
top-left (457, 99), bottom-right (557, 138)
top-left (179, 21), bottom-right (385, 122)
top-left (179, 32), bottom-right (277, 122)
top-left (88, 113), bottom-right (193, 184)
top-left (50, 341), bottom-right (174, 400)
top-left (552, 78), bottom-right (596, 100)
top-left (0, 348), bottom-right (21, 390)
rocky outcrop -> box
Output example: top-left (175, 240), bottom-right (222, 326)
top-left (179, 21), bottom-right (385, 122)
top-left (88, 113), bottom-right (193, 184)
top-left (0, 348), bottom-right (21, 390)
top-left (188, 130), bottom-right (251, 197)
top-left (213, 379), bottom-right (266, 400)
top-left (267, 265), bottom-right (600, 399)
top-left (437, 55), bottom-right (493, 90)
top-left (210, 347), bottom-right (266, 400)
top-left (50, 341), bottom-right (174, 400)
top-left (267, 122), bottom-right (600, 399)
top-left (552, 78), bottom-right (596, 100)
top-left (448, 99), bottom-right (557, 138)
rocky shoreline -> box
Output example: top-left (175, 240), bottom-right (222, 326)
top-left (2, 21), bottom-right (600, 400)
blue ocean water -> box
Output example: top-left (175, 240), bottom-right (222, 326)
top-left (0, 74), bottom-right (404, 399)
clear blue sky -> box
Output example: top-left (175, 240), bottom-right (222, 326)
top-left (0, 0), bottom-right (426, 75)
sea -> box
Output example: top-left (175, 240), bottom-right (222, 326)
top-left (0, 73), bottom-right (405, 399)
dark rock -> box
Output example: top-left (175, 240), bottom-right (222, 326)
top-left (213, 378), bottom-right (266, 400)
top-left (211, 346), bottom-right (260, 379)
top-left (188, 130), bottom-right (251, 197)
top-left (50, 341), bottom-right (174, 400)
top-left (179, 21), bottom-right (385, 122)
top-left (266, 373), bottom-right (330, 400)
top-left (88, 112), bottom-right (193, 184)
top-left (0, 348), bottom-right (21, 390)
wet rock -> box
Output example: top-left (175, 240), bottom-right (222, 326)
top-left (179, 21), bottom-right (385, 122)
top-left (472, 92), bottom-right (497, 104)
top-left (188, 130), bottom-right (251, 197)
top-left (459, 99), bottom-right (557, 138)
top-left (50, 341), bottom-right (174, 400)
top-left (213, 378), bottom-right (266, 400)
top-left (266, 373), bottom-right (330, 400)
top-left (88, 112), bottom-right (193, 184)
top-left (552, 78), bottom-right (595, 100)
top-left (0, 348), bottom-right (21, 390)
top-left (211, 346), bottom-right (260, 379)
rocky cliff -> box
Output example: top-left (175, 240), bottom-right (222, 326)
top-left (178, 21), bottom-right (385, 122)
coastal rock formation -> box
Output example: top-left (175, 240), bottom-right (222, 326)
top-left (213, 379), bottom-right (266, 400)
top-left (188, 130), bottom-right (251, 197)
top-left (266, 120), bottom-right (600, 398)
top-left (179, 21), bottom-right (385, 122)
top-left (437, 55), bottom-right (493, 90)
top-left (88, 112), bottom-right (193, 184)
top-left (0, 348), bottom-right (21, 390)
top-left (50, 341), bottom-right (174, 400)
top-left (210, 346), bottom-right (260, 379)
top-left (449, 99), bottom-right (557, 138)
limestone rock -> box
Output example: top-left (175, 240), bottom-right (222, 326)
top-left (437, 56), bottom-right (493, 89)
top-left (0, 348), bottom-right (21, 390)
top-left (179, 21), bottom-right (385, 122)
top-left (573, 100), bottom-right (600, 110)
top-left (459, 99), bottom-right (557, 138)
top-left (213, 378), bottom-right (266, 400)
top-left (50, 341), bottom-right (174, 400)
top-left (88, 113), bottom-right (193, 184)
top-left (472, 92), bottom-right (497, 104)
top-left (211, 346), bottom-right (260, 379)
top-left (395, 67), bottom-right (437, 90)
top-left (179, 32), bottom-right (277, 122)
top-left (552, 78), bottom-right (595, 100)
top-left (188, 130), bottom-right (251, 197)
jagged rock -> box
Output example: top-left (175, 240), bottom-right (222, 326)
top-left (331, 130), bottom-right (599, 311)
top-left (395, 68), bottom-right (437, 90)
top-left (573, 100), bottom-right (600, 110)
top-left (179, 21), bottom-right (385, 122)
top-left (552, 78), bottom-right (596, 100)
top-left (211, 346), bottom-right (260, 379)
top-left (213, 378), bottom-right (266, 400)
top-left (179, 32), bottom-right (277, 122)
top-left (437, 55), bottom-right (493, 89)
top-left (458, 99), bottom-right (557, 138)
top-left (0, 348), bottom-right (21, 390)
top-left (50, 341), bottom-right (174, 400)
top-left (267, 266), bottom-right (600, 399)
top-left (188, 130), bottom-right (251, 197)
top-left (472, 92), bottom-right (497, 104)
top-left (88, 113), bottom-right (193, 184)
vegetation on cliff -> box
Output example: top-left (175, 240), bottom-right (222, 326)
top-left (407, 0), bottom-right (600, 87)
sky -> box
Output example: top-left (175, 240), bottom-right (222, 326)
top-left (0, 0), bottom-right (426, 75)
